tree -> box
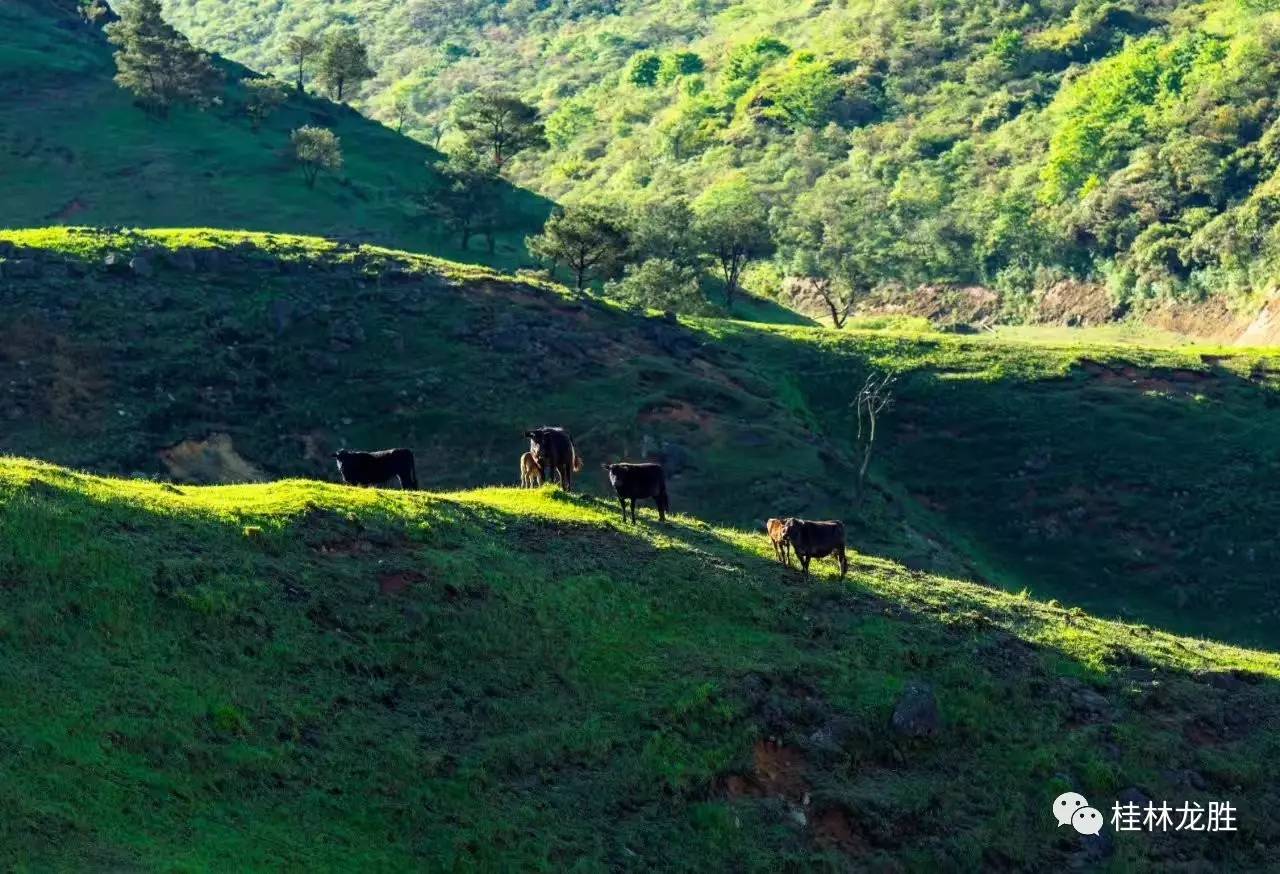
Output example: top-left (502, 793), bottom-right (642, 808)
top-left (659, 51), bottom-right (704, 84)
top-left (693, 178), bottom-right (774, 308)
top-left (605, 259), bottom-right (704, 313)
top-left (429, 148), bottom-right (501, 251)
top-left (244, 77), bottom-right (287, 131)
top-left (291, 126), bottom-right (342, 188)
top-left (627, 51), bottom-right (662, 87)
top-left (105, 0), bottom-right (221, 117)
top-left (630, 197), bottom-right (698, 266)
top-left (454, 92), bottom-right (547, 169)
top-left (317, 29), bottom-right (373, 102)
top-left (284, 34), bottom-right (319, 94)
top-left (527, 204), bottom-right (630, 291)
top-left (852, 372), bottom-right (895, 507)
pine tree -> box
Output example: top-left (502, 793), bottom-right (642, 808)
top-left (105, 0), bottom-right (221, 117)
top-left (317, 29), bottom-right (373, 102)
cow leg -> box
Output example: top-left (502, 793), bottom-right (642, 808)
top-left (800, 555), bottom-right (810, 579)
top-left (837, 546), bottom-right (848, 578)
top-left (656, 497), bottom-right (665, 522)
top-left (618, 498), bottom-right (627, 522)
top-left (562, 463), bottom-right (572, 492)
top-left (630, 499), bottom-right (637, 524)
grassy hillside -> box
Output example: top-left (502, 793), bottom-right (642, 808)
top-left (2, 457), bottom-right (1279, 869)
top-left (2, 226), bottom-right (1279, 652)
top-left (165, 0), bottom-right (1280, 319)
top-left (0, 0), bottom-right (548, 266)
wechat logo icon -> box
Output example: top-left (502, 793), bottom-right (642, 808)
top-left (1054, 792), bottom-right (1104, 836)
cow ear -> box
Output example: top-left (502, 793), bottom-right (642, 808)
top-left (524, 431), bottom-right (534, 439)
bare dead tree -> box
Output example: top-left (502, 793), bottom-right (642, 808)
top-left (813, 277), bottom-right (857, 329)
top-left (853, 372), bottom-right (896, 507)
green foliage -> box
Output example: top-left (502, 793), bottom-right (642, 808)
top-left (659, 50), bottom-right (703, 83)
top-left (746, 53), bottom-right (840, 129)
top-left (291, 125), bottom-right (342, 188)
top-left (158, 0), bottom-right (1280, 313)
top-left (527, 203), bottom-right (631, 290)
top-left (545, 98), bottom-right (596, 149)
top-left (723, 35), bottom-right (790, 85)
top-left (627, 50), bottom-right (662, 87)
top-left (243, 76), bottom-right (287, 130)
top-left (693, 177), bottom-right (774, 306)
top-left (605, 257), bottom-right (705, 312)
top-left (316, 28), bottom-right (373, 102)
top-left (105, 0), bottom-right (221, 116)
top-left (429, 147), bottom-right (502, 251)
top-left (453, 91), bottom-right (547, 168)
top-left (0, 3), bottom-right (550, 269)
top-left (283, 33), bottom-right (319, 93)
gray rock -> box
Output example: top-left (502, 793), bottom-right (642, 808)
top-left (103, 252), bottom-right (130, 273)
top-left (891, 682), bottom-right (940, 738)
top-left (129, 255), bottom-right (152, 277)
top-left (166, 249), bottom-right (197, 273)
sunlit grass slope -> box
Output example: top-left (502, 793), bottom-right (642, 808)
top-left (1, 457), bottom-right (1278, 869)
top-left (3, 226), bottom-right (1280, 652)
top-left (0, 1), bottom-right (548, 266)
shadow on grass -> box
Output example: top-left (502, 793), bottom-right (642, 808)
top-left (729, 325), bottom-right (1280, 649)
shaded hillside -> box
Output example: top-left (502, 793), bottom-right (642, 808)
top-left (1, 458), bottom-right (1279, 869)
top-left (727, 323), bottom-right (1280, 648)
top-left (0, 1), bottom-right (549, 265)
top-left (2, 226), bottom-right (1279, 649)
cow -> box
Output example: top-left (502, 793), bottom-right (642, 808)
top-left (519, 451), bottom-right (543, 488)
top-left (780, 518), bottom-right (848, 579)
top-left (765, 518), bottom-right (791, 566)
top-left (603, 462), bottom-right (669, 523)
top-left (333, 448), bottom-right (418, 490)
top-left (524, 427), bottom-right (582, 492)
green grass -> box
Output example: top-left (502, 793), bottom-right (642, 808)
top-left (723, 322), bottom-right (1280, 647)
top-left (3, 225), bottom-right (1279, 656)
top-left (2, 456), bottom-right (1279, 869)
top-left (0, 1), bottom-right (549, 268)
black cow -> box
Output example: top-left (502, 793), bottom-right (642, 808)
top-left (524, 427), bottom-right (582, 492)
top-left (333, 448), bottom-right (419, 489)
top-left (780, 518), bottom-right (848, 579)
top-left (603, 462), bottom-right (669, 523)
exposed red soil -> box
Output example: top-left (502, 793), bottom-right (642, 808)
top-left (377, 569), bottom-right (427, 595)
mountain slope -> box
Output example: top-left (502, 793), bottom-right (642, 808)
top-left (0, 0), bottom-right (548, 264)
top-left (165, 0), bottom-right (1280, 320)
top-left (2, 226), bottom-right (1279, 650)
top-left (1, 457), bottom-right (1278, 869)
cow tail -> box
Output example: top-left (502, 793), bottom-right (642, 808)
top-left (572, 442), bottom-right (583, 472)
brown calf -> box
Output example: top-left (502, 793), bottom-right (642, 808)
top-left (519, 452), bottom-right (543, 488)
top-left (765, 518), bottom-right (791, 566)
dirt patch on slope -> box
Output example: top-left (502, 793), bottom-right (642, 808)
top-left (1033, 280), bottom-right (1118, 325)
top-left (158, 433), bottom-right (268, 484)
top-left (1076, 358), bottom-right (1216, 394)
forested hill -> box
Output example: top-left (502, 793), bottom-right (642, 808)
top-left (165, 0), bottom-right (1280, 324)
top-left (0, 0), bottom-right (548, 264)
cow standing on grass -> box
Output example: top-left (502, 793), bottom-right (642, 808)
top-left (604, 462), bottom-right (669, 523)
top-left (765, 518), bottom-right (791, 566)
top-left (781, 518), bottom-right (848, 579)
top-left (333, 448), bottom-right (419, 490)
top-left (524, 427), bottom-right (582, 492)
